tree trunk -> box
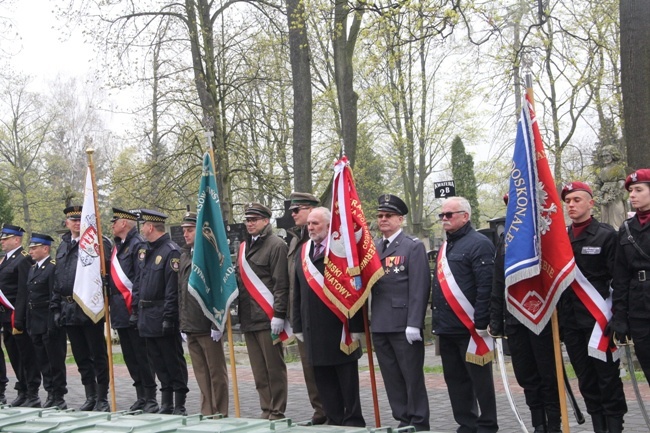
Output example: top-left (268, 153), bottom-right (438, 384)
top-left (620, 0), bottom-right (650, 168)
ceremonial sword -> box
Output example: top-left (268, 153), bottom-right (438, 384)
top-left (495, 338), bottom-right (529, 433)
top-left (618, 337), bottom-right (650, 430)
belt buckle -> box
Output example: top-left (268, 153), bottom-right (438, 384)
top-left (640, 270), bottom-right (647, 282)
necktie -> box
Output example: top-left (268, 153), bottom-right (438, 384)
top-left (313, 243), bottom-right (323, 259)
top-left (382, 239), bottom-right (389, 252)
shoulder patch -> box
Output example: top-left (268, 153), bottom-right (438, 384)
top-left (170, 257), bottom-right (180, 272)
top-left (138, 249), bottom-right (146, 261)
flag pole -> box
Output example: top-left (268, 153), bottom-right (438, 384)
top-left (85, 148), bottom-right (117, 411)
top-left (362, 304), bottom-right (381, 426)
top-left (205, 131), bottom-right (240, 417)
top-left (524, 75), bottom-right (570, 433)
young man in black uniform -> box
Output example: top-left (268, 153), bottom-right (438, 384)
top-left (561, 181), bottom-right (626, 433)
top-left (131, 209), bottom-right (188, 415)
top-left (0, 224), bottom-right (40, 407)
top-left (25, 233), bottom-right (68, 408)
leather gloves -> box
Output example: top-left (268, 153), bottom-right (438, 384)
top-left (53, 311), bottom-right (62, 328)
top-left (128, 313), bottom-right (138, 328)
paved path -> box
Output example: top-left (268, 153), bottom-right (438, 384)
top-left (6, 341), bottom-right (650, 432)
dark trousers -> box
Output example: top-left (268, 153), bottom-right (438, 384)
top-left (2, 324), bottom-right (41, 393)
top-left (145, 334), bottom-right (188, 394)
top-left (117, 327), bottom-right (156, 389)
top-left (564, 326), bottom-right (627, 416)
top-left (66, 322), bottom-right (109, 385)
top-left (31, 330), bottom-right (67, 395)
top-left (439, 334), bottom-right (498, 433)
top-left (373, 332), bottom-right (430, 430)
top-left (313, 361), bottom-right (365, 427)
top-left (507, 323), bottom-right (560, 428)
top-left (629, 318), bottom-right (650, 385)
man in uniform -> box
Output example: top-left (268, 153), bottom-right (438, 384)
top-left (293, 207), bottom-right (365, 426)
top-left (286, 192), bottom-right (326, 425)
top-left (131, 209), bottom-right (188, 415)
top-left (371, 194), bottom-right (430, 431)
top-left (25, 233), bottom-right (67, 408)
top-left (0, 224), bottom-right (40, 407)
top-left (109, 208), bottom-right (158, 412)
top-left (178, 211), bottom-right (228, 416)
top-left (52, 205), bottom-right (111, 411)
top-left (236, 202), bottom-right (289, 419)
top-left (432, 196), bottom-right (498, 433)
top-left (561, 182), bottom-right (627, 433)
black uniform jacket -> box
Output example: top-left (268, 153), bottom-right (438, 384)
top-left (612, 215), bottom-right (650, 320)
top-left (371, 231), bottom-right (431, 333)
top-left (432, 223), bottom-right (495, 334)
top-left (0, 246), bottom-right (33, 323)
top-left (293, 240), bottom-right (363, 367)
top-left (561, 218), bottom-right (616, 329)
top-left (133, 233), bottom-right (181, 337)
top-left (109, 227), bottom-right (144, 328)
top-left (24, 257), bottom-right (57, 335)
top-left (52, 232), bottom-right (111, 326)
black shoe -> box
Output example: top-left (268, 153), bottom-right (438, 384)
top-left (311, 415), bottom-right (327, 425)
top-left (43, 392), bottom-right (55, 408)
top-left (129, 385), bottom-right (145, 411)
top-left (11, 392), bottom-right (26, 407)
top-left (79, 384), bottom-right (97, 411)
top-left (157, 391), bottom-right (173, 414)
top-left (142, 387), bottom-right (159, 413)
top-left (171, 392), bottom-right (186, 416)
top-left (51, 394), bottom-right (67, 410)
top-left (93, 383), bottom-right (110, 412)
top-left (22, 393), bottom-right (41, 408)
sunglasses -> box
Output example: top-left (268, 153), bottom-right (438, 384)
top-left (438, 211), bottom-right (466, 220)
top-left (291, 206), bottom-right (311, 214)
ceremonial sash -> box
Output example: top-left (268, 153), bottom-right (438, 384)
top-left (238, 243), bottom-right (292, 342)
top-left (301, 242), bottom-right (357, 354)
top-left (111, 247), bottom-right (133, 315)
top-left (437, 242), bottom-right (494, 365)
top-left (571, 267), bottom-right (619, 362)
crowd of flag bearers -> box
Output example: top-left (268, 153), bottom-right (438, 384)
top-left (1, 121), bottom-right (650, 433)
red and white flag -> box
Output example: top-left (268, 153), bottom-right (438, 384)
top-left (324, 156), bottom-right (384, 318)
top-left (73, 167), bottom-right (105, 323)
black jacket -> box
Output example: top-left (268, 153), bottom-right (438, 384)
top-left (109, 227), bottom-right (144, 328)
top-left (0, 246), bottom-right (33, 323)
top-left (25, 257), bottom-right (57, 335)
top-left (432, 222), bottom-right (495, 334)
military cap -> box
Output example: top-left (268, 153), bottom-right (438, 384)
top-left (625, 169), bottom-right (650, 191)
top-left (289, 192), bottom-right (319, 210)
top-left (29, 233), bottom-right (54, 247)
top-left (181, 211), bottom-right (197, 228)
top-left (377, 194), bottom-right (408, 216)
top-left (64, 205), bottom-right (83, 220)
top-left (244, 202), bottom-right (272, 219)
top-left (561, 181), bottom-right (593, 201)
top-left (0, 224), bottom-right (25, 240)
top-left (111, 207), bottom-right (138, 223)
top-left (139, 209), bottom-right (168, 223)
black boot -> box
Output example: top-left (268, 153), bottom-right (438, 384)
top-left (592, 413), bottom-right (609, 433)
top-left (93, 383), bottom-right (110, 412)
top-left (157, 390), bottom-right (173, 414)
top-left (51, 392), bottom-right (67, 410)
top-left (0, 383), bottom-right (6, 405)
top-left (172, 392), bottom-right (187, 416)
top-left (79, 383), bottom-right (97, 411)
top-left (11, 390), bottom-right (26, 407)
top-left (43, 392), bottom-right (54, 408)
top-left (130, 385), bottom-right (146, 411)
top-left (531, 408), bottom-right (546, 433)
top-left (607, 415), bottom-right (624, 433)
top-left (22, 391), bottom-right (41, 408)
top-left (142, 387), bottom-right (159, 413)
top-left (546, 407), bottom-right (562, 433)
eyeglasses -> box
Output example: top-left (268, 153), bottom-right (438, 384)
top-left (377, 213), bottom-right (398, 220)
top-left (244, 217), bottom-right (263, 224)
top-left (438, 211), bottom-right (466, 220)
top-left (291, 206), bottom-right (311, 214)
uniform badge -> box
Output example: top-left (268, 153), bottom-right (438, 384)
top-left (138, 249), bottom-right (146, 261)
top-left (155, 255), bottom-right (162, 265)
top-left (21, 250), bottom-right (29, 257)
top-left (170, 258), bottom-right (180, 272)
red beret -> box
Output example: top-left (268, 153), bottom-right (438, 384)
top-left (561, 181), bottom-right (593, 201)
top-left (625, 169), bottom-right (650, 191)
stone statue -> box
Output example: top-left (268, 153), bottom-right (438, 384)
top-left (594, 145), bottom-right (627, 229)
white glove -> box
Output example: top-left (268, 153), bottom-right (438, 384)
top-left (211, 329), bottom-right (222, 342)
top-left (295, 332), bottom-right (304, 342)
top-left (476, 328), bottom-right (490, 339)
top-left (270, 317), bottom-right (284, 335)
top-left (180, 332), bottom-right (187, 342)
top-left (405, 326), bottom-right (422, 344)
top-left (351, 333), bottom-right (363, 342)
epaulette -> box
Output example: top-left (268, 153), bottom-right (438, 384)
top-left (21, 250), bottom-right (29, 257)
top-left (50, 259), bottom-right (56, 265)
top-left (168, 242), bottom-right (180, 251)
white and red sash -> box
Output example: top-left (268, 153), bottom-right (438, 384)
top-left (238, 243), bottom-right (292, 343)
top-left (571, 267), bottom-right (619, 361)
top-left (437, 242), bottom-right (494, 365)
top-left (111, 247), bottom-right (133, 315)
top-left (301, 242), bottom-right (357, 354)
